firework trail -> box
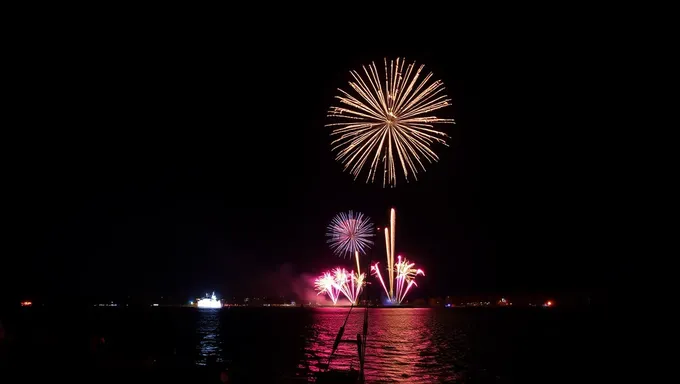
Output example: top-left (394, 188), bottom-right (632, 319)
top-left (380, 208), bottom-right (396, 299)
top-left (370, 262), bottom-right (390, 299)
top-left (326, 211), bottom-right (375, 275)
top-left (314, 272), bottom-right (340, 304)
top-left (328, 57), bottom-right (455, 187)
top-left (371, 208), bottom-right (425, 304)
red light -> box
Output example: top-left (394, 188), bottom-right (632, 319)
top-left (20, 301), bottom-right (32, 307)
top-left (546, 301), bottom-right (552, 306)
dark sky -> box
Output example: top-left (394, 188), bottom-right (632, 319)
top-left (3, 26), bottom-right (619, 303)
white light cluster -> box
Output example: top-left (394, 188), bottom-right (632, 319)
top-left (196, 292), bottom-right (222, 309)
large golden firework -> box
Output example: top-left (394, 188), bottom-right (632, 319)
top-left (327, 58), bottom-right (454, 187)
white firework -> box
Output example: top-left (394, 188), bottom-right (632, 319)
top-left (326, 211), bottom-right (374, 258)
top-left (328, 57), bottom-right (454, 187)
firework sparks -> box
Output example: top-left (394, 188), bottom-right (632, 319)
top-left (371, 256), bottom-right (424, 305)
top-left (315, 272), bottom-right (340, 305)
top-left (333, 268), bottom-right (366, 305)
top-left (315, 268), bottom-right (366, 305)
top-left (328, 57), bottom-right (455, 187)
top-left (326, 211), bottom-right (375, 275)
top-left (394, 256), bottom-right (425, 304)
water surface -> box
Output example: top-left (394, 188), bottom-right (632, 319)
top-left (0, 306), bottom-right (600, 383)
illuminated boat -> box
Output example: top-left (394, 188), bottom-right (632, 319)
top-left (196, 292), bottom-right (222, 309)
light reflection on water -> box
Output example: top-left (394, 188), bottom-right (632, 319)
top-left (303, 308), bottom-right (466, 383)
top-left (195, 308), bottom-right (223, 366)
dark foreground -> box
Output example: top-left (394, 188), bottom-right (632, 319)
top-left (0, 306), bottom-right (609, 383)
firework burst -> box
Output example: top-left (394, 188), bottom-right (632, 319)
top-left (315, 268), bottom-right (366, 305)
top-left (328, 57), bottom-right (455, 187)
top-left (326, 211), bottom-right (374, 274)
top-left (315, 272), bottom-right (340, 305)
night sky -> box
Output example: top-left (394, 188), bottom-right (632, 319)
top-left (3, 27), bottom-right (619, 304)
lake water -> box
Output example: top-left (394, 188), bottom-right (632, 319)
top-left (0, 306), bottom-right (603, 383)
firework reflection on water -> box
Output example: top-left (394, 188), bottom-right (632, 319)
top-left (302, 307), bottom-right (466, 383)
